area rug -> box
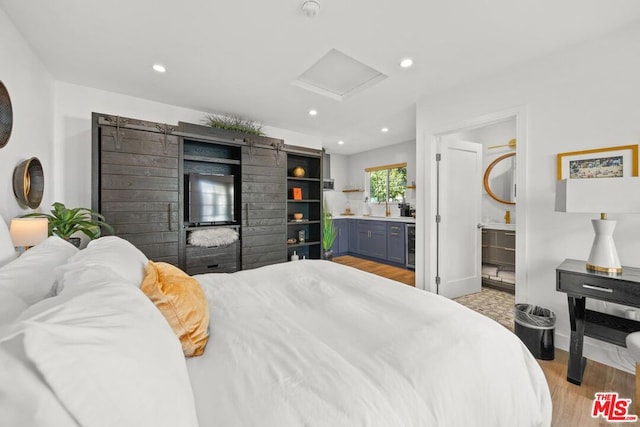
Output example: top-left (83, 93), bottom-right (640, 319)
top-left (453, 287), bottom-right (515, 331)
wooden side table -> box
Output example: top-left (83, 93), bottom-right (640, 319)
top-left (556, 259), bottom-right (640, 385)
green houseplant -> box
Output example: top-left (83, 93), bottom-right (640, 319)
top-left (322, 210), bottom-right (337, 260)
top-left (22, 202), bottom-right (113, 246)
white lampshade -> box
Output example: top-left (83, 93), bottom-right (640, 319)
top-left (555, 177), bottom-right (640, 274)
top-left (10, 217), bottom-right (49, 247)
top-left (555, 177), bottom-right (640, 213)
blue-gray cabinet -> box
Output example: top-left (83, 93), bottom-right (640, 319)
top-left (348, 220), bottom-right (358, 252)
top-left (332, 218), bottom-right (412, 267)
top-left (331, 219), bottom-right (349, 256)
top-left (356, 220), bottom-right (387, 259)
top-left (386, 222), bottom-right (405, 265)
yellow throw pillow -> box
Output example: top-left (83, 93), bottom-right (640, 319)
top-left (141, 261), bottom-right (209, 357)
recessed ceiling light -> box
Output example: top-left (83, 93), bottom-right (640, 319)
top-left (400, 58), bottom-right (413, 68)
top-left (338, 140), bottom-right (345, 145)
top-left (309, 109), bottom-right (318, 116)
top-left (381, 127), bottom-right (389, 133)
top-left (152, 64), bottom-right (166, 73)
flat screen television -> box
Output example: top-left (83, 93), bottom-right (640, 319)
top-left (185, 173), bottom-right (235, 224)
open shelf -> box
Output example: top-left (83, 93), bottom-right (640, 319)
top-left (286, 151), bottom-right (322, 260)
top-left (183, 154), bottom-right (240, 165)
top-left (288, 177), bottom-right (321, 182)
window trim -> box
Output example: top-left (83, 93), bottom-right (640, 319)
top-left (364, 162), bottom-right (407, 173)
top-left (365, 162), bottom-right (407, 203)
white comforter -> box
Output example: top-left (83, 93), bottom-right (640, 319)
top-left (188, 260), bottom-right (551, 427)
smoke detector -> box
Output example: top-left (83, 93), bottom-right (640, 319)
top-left (301, 0), bottom-right (320, 17)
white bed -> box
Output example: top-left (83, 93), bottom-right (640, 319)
top-left (0, 231), bottom-right (551, 427)
top-left (189, 261), bottom-right (551, 427)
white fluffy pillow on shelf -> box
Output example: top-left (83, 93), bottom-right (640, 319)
top-left (189, 228), bottom-right (238, 247)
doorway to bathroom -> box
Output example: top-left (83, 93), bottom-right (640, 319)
top-left (434, 114), bottom-right (521, 299)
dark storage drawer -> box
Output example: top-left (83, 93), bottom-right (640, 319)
top-left (186, 242), bottom-right (239, 275)
top-left (557, 270), bottom-right (640, 305)
top-left (496, 230), bottom-right (516, 248)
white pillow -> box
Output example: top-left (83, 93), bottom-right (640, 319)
top-left (3, 275), bottom-right (199, 427)
top-left (0, 217), bottom-right (17, 267)
top-left (0, 236), bottom-right (78, 306)
top-left (56, 236), bottom-right (148, 293)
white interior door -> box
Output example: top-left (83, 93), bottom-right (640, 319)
top-left (437, 139), bottom-right (483, 298)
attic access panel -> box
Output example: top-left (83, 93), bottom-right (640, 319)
top-left (292, 49), bottom-right (387, 101)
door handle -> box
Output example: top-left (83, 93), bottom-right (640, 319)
top-left (168, 203), bottom-right (175, 231)
top-left (477, 223), bottom-right (483, 229)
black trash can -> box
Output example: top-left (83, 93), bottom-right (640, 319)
top-left (514, 303), bottom-right (556, 360)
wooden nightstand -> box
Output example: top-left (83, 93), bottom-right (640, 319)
top-left (556, 259), bottom-right (640, 385)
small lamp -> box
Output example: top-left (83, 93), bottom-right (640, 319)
top-left (555, 177), bottom-right (640, 274)
top-left (10, 217), bottom-right (48, 250)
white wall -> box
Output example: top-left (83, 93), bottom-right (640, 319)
top-left (0, 7), bottom-right (55, 222)
top-left (458, 119), bottom-right (516, 224)
top-left (417, 24), bottom-right (640, 372)
top-left (339, 140), bottom-right (416, 216)
top-left (53, 82), bottom-right (322, 208)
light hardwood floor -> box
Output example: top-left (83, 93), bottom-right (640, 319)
top-left (333, 255), bottom-right (638, 426)
top-left (333, 255), bottom-right (415, 286)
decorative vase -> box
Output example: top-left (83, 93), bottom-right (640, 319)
top-left (66, 237), bottom-right (81, 248)
top-left (292, 166), bottom-right (306, 178)
top-left (323, 250), bottom-right (334, 261)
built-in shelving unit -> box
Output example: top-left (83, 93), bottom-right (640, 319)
top-left (286, 151), bottom-right (322, 260)
top-left (181, 138), bottom-right (242, 274)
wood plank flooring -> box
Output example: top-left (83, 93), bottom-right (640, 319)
top-left (333, 255), bottom-right (415, 286)
top-left (541, 350), bottom-right (636, 426)
top-left (333, 255), bottom-right (638, 426)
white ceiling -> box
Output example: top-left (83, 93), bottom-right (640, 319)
top-left (2, 0), bottom-right (640, 155)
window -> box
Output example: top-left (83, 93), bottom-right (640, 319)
top-left (366, 163), bottom-right (407, 203)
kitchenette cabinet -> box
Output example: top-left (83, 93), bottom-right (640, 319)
top-left (386, 222), bottom-right (405, 265)
top-left (332, 217), bottom-right (412, 267)
top-left (356, 220), bottom-right (387, 259)
top-left (331, 219), bottom-right (350, 256)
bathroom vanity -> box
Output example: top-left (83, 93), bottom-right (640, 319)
top-left (481, 225), bottom-right (515, 293)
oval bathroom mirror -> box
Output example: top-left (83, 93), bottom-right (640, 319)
top-left (483, 152), bottom-right (516, 205)
top-left (0, 81), bottom-right (13, 149)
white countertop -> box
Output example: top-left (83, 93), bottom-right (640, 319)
top-left (332, 215), bottom-right (416, 224)
top-left (482, 223), bottom-right (515, 231)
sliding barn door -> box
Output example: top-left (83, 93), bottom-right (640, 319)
top-left (93, 114), bottom-right (180, 265)
top-left (240, 145), bottom-right (286, 269)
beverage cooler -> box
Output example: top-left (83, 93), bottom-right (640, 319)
top-left (406, 224), bottom-right (415, 269)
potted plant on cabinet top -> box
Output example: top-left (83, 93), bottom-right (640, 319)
top-left (322, 210), bottom-right (337, 260)
top-left (22, 202), bottom-right (113, 247)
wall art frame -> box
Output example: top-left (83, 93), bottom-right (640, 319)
top-left (556, 144), bottom-right (638, 180)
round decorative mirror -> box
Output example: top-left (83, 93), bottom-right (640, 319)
top-left (13, 157), bottom-right (45, 209)
top-left (0, 81), bottom-right (13, 149)
top-left (483, 152), bottom-right (516, 205)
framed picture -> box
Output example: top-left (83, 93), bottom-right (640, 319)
top-left (556, 144), bottom-right (638, 180)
